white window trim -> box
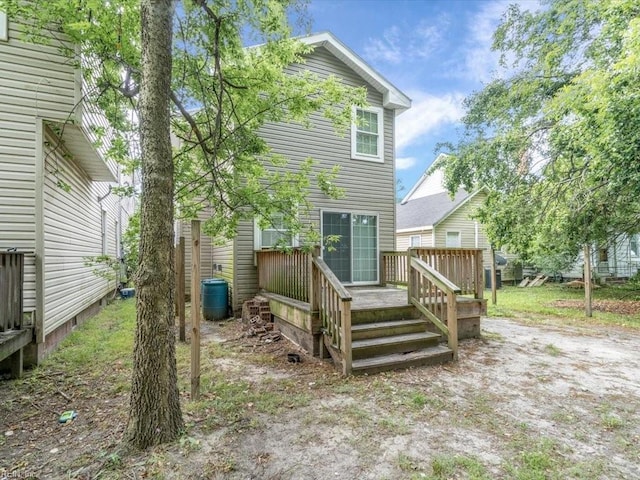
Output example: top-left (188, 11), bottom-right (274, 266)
top-left (253, 217), bottom-right (299, 250)
top-left (409, 235), bottom-right (421, 248)
top-left (101, 209), bottom-right (108, 255)
top-left (0, 12), bottom-right (8, 42)
top-left (630, 234), bottom-right (640, 258)
top-left (445, 231), bottom-right (461, 248)
top-left (351, 106), bottom-right (384, 163)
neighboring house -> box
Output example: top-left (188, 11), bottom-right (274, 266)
top-left (559, 234), bottom-right (640, 281)
top-left (395, 157), bottom-right (521, 284)
top-left (396, 156), bottom-right (492, 263)
top-left (0, 13), bottom-right (131, 366)
top-left (178, 31), bottom-right (411, 313)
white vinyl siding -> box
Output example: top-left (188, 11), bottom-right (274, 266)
top-left (43, 139), bottom-right (115, 335)
top-left (0, 18), bottom-right (78, 312)
top-left (351, 106), bottom-right (383, 162)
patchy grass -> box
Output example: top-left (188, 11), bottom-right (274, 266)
top-left (487, 285), bottom-right (640, 328)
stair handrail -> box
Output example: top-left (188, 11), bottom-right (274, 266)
top-left (408, 255), bottom-right (460, 360)
top-left (311, 256), bottom-right (352, 375)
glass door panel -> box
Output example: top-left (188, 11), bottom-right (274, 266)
top-left (352, 214), bottom-right (377, 282)
top-left (322, 212), bottom-right (352, 283)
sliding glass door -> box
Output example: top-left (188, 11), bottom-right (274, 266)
top-left (322, 211), bottom-right (378, 284)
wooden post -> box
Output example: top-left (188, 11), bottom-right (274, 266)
top-left (447, 290), bottom-right (458, 361)
top-left (475, 250), bottom-right (484, 300)
top-left (341, 299), bottom-right (352, 375)
top-left (177, 236), bottom-right (186, 342)
top-left (491, 247), bottom-right (497, 305)
top-left (379, 251), bottom-right (386, 287)
top-left (584, 244), bottom-right (592, 317)
top-left (407, 249), bottom-right (413, 306)
top-left (191, 221), bottom-right (201, 400)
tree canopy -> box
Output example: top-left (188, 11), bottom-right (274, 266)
top-left (1, 0), bottom-right (367, 448)
top-left (441, 0), bottom-right (640, 266)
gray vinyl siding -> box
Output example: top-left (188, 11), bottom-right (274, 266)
top-left (433, 193), bottom-right (491, 266)
top-left (232, 46), bottom-right (397, 306)
top-left (0, 19), bottom-right (77, 311)
top-left (178, 208), bottom-right (216, 297)
top-left (43, 135), bottom-right (116, 335)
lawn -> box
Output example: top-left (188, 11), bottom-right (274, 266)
top-left (2, 285), bottom-right (640, 479)
top-left (487, 283), bottom-right (640, 328)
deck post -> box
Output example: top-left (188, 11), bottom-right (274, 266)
top-left (309, 246), bottom-right (319, 312)
top-left (491, 247), bottom-right (497, 305)
top-left (177, 236), bottom-right (186, 342)
top-left (447, 290), bottom-right (458, 361)
top-left (10, 347), bottom-right (23, 378)
top-left (341, 299), bottom-right (352, 375)
top-left (407, 248), bottom-right (414, 306)
top-left (191, 220), bottom-right (201, 401)
top-left (379, 251), bottom-right (386, 287)
top-left (475, 250), bottom-right (484, 299)
top-left (584, 244), bottom-right (592, 317)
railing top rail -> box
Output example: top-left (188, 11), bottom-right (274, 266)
top-left (410, 256), bottom-right (462, 294)
top-left (255, 247), bottom-right (309, 254)
top-left (312, 257), bottom-right (352, 301)
top-left (410, 247), bottom-right (485, 252)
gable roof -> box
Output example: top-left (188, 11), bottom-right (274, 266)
top-left (400, 153), bottom-right (450, 204)
top-left (300, 32), bottom-right (411, 113)
top-left (397, 189), bottom-right (477, 231)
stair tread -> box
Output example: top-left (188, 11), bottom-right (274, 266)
top-left (352, 345), bottom-right (453, 370)
top-left (351, 319), bottom-right (427, 331)
top-left (352, 331), bottom-right (440, 349)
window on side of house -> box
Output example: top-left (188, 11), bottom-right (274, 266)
top-left (351, 106), bottom-right (383, 162)
top-left (630, 235), bottom-right (639, 257)
top-left (598, 248), bottom-right (608, 263)
top-left (101, 209), bottom-right (108, 255)
top-left (445, 231), bottom-right (461, 248)
top-left (0, 12), bottom-right (8, 42)
top-left (254, 213), bottom-right (297, 249)
top-left (409, 235), bottom-right (421, 248)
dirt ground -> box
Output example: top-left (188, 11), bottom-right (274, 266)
top-left (2, 315), bottom-right (640, 479)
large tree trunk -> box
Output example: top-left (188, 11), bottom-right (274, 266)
top-left (126, 0), bottom-right (183, 448)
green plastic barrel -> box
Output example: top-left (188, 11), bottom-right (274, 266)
top-left (201, 278), bottom-right (228, 321)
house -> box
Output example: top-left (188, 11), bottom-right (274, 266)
top-left (396, 156), bottom-right (492, 261)
top-left (0, 12), bottom-right (131, 372)
top-left (178, 31), bottom-right (412, 313)
top-left (558, 234), bottom-right (640, 281)
top-left (395, 156), bottom-right (520, 284)
top-left (176, 32), bottom-right (489, 375)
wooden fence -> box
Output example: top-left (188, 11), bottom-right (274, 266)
top-left (1, 252), bottom-right (24, 332)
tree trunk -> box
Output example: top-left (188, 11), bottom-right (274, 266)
top-left (126, 0), bottom-right (183, 448)
top-left (584, 244), bottom-right (593, 318)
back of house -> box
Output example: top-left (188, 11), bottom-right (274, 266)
top-left (177, 32), bottom-right (411, 313)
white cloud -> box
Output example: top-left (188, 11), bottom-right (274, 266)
top-left (395, 91), bottom-right (465, 152)
top-left (461, 0), bottom-right (538, 82)
top-left (396, 157), bottom-right (418, 170)
top-left (363, 13), bottom-right (450, 64)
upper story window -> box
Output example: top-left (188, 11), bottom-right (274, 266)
top-left (410, 235), bottom-right (421, 247)
top-left (0, 12), bottom-right (8, 42)
top-left (351, 106), bottom-right (384, 162)
top-left (445, 231), bottom-right (461, 248)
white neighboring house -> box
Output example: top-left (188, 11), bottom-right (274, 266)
top-left (560, 235), bottom-right (640, 281)
top-left (0, 13), bottom-right (133, 365)
top-left (396, 155), bottom-right (492, 264)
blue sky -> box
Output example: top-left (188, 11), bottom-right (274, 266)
top-left (308, 0), bottom-right (537, 197)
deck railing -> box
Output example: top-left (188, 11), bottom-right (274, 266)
top-left (1, 252), bottom-right (24, 332)
top-left (311, 256), bottom-right (352, 375)
top-left (381, 248), bottom-right (484, 299)
top-left (256, 248), bottom-right (311, 302)
top-left (257, 248), bottom-right (353, 374)
top-left (408, 254), bottom-right (459, 360)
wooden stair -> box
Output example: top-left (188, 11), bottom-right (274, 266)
top-left (348, 306), bottom-right (453, 375)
